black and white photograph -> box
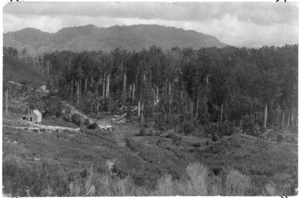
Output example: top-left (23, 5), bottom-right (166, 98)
top-left (2, 1), bottom-right (298, 196)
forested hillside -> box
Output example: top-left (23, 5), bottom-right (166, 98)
top-left (3, 44), bottom-right (298, 197)
top-left (6, 44), bottom-right (297, 131)
top-left (3, 47), bottom-right (45, 86)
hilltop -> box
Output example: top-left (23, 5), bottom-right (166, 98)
top-left (4, 24), bottom-right (227, 54)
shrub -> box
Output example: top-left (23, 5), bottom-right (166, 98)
top-left (263, 183), bottom-right (276, 196)
top-left (211, 133), bottom-right (219, 142)
top-left (139, 128), bottom-right (147, 136)
top-left (55, 112), bottom-right (63, 118)
top-left (225, 169), bottom-right (251, 196)
top-left (194, 124), bottom-right (205, 136)
top-left (124, 137), bottom-right (144, 152)
top-left (184, 162), bottom-right (208, 195)
top-left (181, 121), bottom-right (195, 135)
top-left (63, 114), bottom-right (71, 122)
top-left (126, 109), bottom-right (133, 120)
top-left (218, 121), bottom-right (234, 136)
top-left (84, 119), bottom-right (90, 126)
top-left (3, 155), bottom-right (68, 196)
top-left (276, 133), bottom-right (284, 142)
top-left (242, 117), bottom-right (259, 137)
top-left (71, 114), bottom-right (81, 126)
top-left (154, 175), bottom-right (175, 196)
top-left (88, 123), bottom-right (99, 130)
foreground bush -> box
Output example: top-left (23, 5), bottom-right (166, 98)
top-left (4, 159), bottom-right (287, 196)
top-left (242, 117), bottom-right (259, 137)
top-left (3, 155), bottom-right (68, 196)
top-left (180, 121), bottom-right (195, 135)
top-left (225, 169), bottom-right (251, 195)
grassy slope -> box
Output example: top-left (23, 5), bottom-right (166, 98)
top-left (3, 115), bottom-right (196, 194)
top-left (196, 134), bottom-right (298, 194)
top-left (2, 112), bottom-right (298, 195)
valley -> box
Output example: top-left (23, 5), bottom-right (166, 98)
top-left (2, 25), bottom-right (298, 197)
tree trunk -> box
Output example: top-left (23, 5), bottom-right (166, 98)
top-left (282, 111), bottom-right (285, 129)
top-left (5, 89), bottom-right (8, 114)
top-left (140, 102), bottom-right (144, 125)
top-left (220, 103), bottom-right (224, 121)
top-left (206, 74), bottom-right (209, 85)
top-left (168, 82), bottom-right (171, 113)
top-left (79, 79), bottom-right (82, 99)
top-left (156, 86), bottom-right (159, 101)
top-left (287, 112), bottom-right (290, 129)
top-left (70, 80), bottom-right (73, 94)
top-left (138, 100), bottom-right (141, 117)
top-left (47, 66), bottom-right (50, 78)
top-left (90, 76), bottom-right (94, 88)
top-left (102, 75), bottom-right (106, 99)
top-left (106, 74), bottom-right (110, 98)
top-left (76, 80), bottom-right (80, 105)
top-left (180, 89), bottom-right (183, 100)
top-left (129, 84), bottom-right (132, 99)
top-left (190, 99), bottom-right (194, 117)
top-left (132, 83), bottom-right (135, 101)
top-left (84, 78), bottom-right (88, 93)
top-left (123, 72), bottom-right (127, 95)
top-left (291, 111), bottom-right (294, 130)
top-left (41, 57), bottom-right (44, 77)
top-left (263, 103), bottom-right (268, 128)
top-left (196, 94), bottom-right (199, 118)
top-left (250, 98), bottom-right (254, 120)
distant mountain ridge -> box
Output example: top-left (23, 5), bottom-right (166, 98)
top-left (4, 24), bottom-right (227, 54)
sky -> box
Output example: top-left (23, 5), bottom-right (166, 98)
top-left (3, 1), bottom-right (299, 48)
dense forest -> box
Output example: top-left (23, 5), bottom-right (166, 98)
top-left (4, 44), bottom-right (298, 133)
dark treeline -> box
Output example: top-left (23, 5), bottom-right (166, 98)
top-left (4, 45), bottom-right (298, 131)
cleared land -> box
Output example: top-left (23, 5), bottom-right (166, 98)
top-left (2, 112), bottom-right (298, 196)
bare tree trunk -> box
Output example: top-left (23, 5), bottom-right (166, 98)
top-left (123, 73), bottom-right (127, 95)
top-left (41, 56), bottom-right (44, 77)
top-left (79, 79), bottom-right (82, 99)
top-left (263, 103), bottom-right (268, 128)
top-left (102, 75), bottom-right (105, 99)
top-left (291, 111), bottom-right (294, 130)
top-left (180, 89), bottom-right (183, 100)
top-left (76, 80), bottom-right (80, 105)
top-left (84, 78), bottom-right (88, 93)
top-left (196, 94), bottom-right (199, 118)
top-left (282, 111), bottom-right (285, 129)
top-left (250, 98), bottom-right (253, 120)
top-left (220, 103), bottom-right (224, 121)
top-left (153, 89), bottom-right (155, 114)
top-left (90, 76), bottom-right (94, 88)
top-left (168, 82), bottom-right (171, 113)
top-left (190, 99), bottom-right (194, 117)
top-left (140, 102), bottom-right (144, 125)
top-left (287, 112), bottom-right (290, 129)
top-left (138, 100), bottom-right (141, 117)
top-left (47, 65), bottom-right (50, 78)
top-left (129, 84), bottom-right (132, 99)
top-left (156, 86), bottom-right (159, 101)
top-left (5, 89), bottom-right (8, 114)
top-left (132, 83), bottom-right (135, 101)
top-left (106, 74), bottom-right (110, 98)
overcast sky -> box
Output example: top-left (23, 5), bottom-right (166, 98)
top-left (3, 1), bottom-right (299, 47)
